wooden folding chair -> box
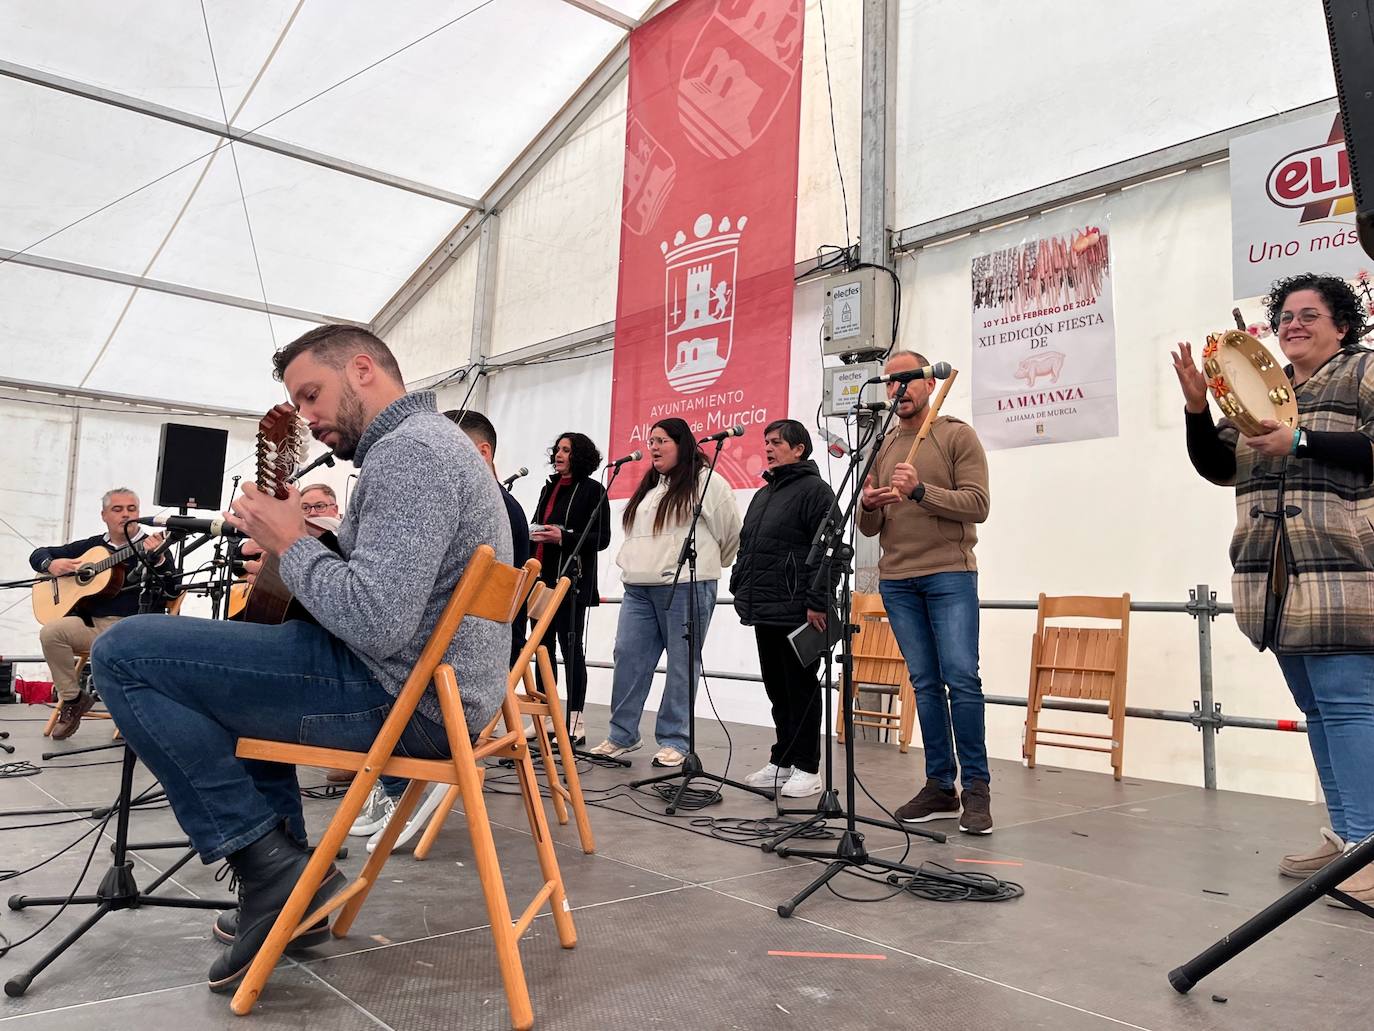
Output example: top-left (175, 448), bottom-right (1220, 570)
top-left (1023, 593), bottom-right (1131, 780)
top-left (42, 651), bottom-right (114, 737)
top-left (231, 547), bottom-right (576, 1029)
top-left (412, 576), bottom-right (596, 858)
top-left (835, 593), bottom-right (916, 752)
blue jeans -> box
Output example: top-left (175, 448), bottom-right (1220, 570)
top-left (880, 572), bottom-right (990, 787)
top-left (607, 581), bottom-right (717, 752)
top-left (1275, 652), bottom-right (1374, 842)
top-left (92, 615), bottom-right (450, 863)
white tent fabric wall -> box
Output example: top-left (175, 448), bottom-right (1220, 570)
top-left (893, 0), bottom-right (1337, 227)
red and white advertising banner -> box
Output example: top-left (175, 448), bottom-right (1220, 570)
top-left (608, 0), bottom-right (805, 497)
top-left (1230, 111), bottom-right (1364, 299)
top-left (971, 224), bottom-right (1119, 451)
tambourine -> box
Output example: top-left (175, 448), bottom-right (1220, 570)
top-left (1201, 330), bottom-right (1298, 438)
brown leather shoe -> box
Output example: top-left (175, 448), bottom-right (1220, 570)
top-left (51, 691), bottom-right (96, 741)
top-left (1279, 828), bottom-right (1344, 879)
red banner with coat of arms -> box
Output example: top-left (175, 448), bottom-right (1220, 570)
top-left (607, 0), bottom-right (805, 497)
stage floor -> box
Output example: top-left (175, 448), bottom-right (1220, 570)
top-left (0, 704), bottom-right (1369, 1030)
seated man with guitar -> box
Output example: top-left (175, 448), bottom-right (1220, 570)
top-left (92, 325), bottom-right (513, 993)
top-left (28, 488), bottom-right (173, 740)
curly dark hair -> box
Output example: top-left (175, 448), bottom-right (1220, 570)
top-left (1265, 274), bottom-right (1369, 348)
top-left (548, 432), bottom-right (602, 481)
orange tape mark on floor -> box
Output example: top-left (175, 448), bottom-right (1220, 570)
top-left (954, 858), bottom-right (1023, 866)
top-left (767, 950), bottom-right (887, 960)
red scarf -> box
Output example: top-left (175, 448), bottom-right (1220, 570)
top-left (535, 476), bottom-right (572, 565)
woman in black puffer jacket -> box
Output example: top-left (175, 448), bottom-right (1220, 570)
top-left (730, 419), bottom-right (838, 798)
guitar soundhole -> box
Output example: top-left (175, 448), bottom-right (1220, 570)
top-left (75, 567), bottom-right (95, 585)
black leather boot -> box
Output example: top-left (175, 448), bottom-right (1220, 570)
top-left (207, 828), bottom-right (344, 993)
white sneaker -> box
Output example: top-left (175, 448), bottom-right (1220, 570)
top-left (651, 746), bottom-right (686, 768)
top-left (589, 738), bottom-right (640, 759)
top-left (566, 711), bottom-right (586, 747)
top-left (524, 715), bottom-right (555, 741)
top-left (349, 784), bottom-right (394, 837)
top-left (367, 782), bottom-right (449, 854)
top-left (780, 769), bottom-right (823, 798)
top-left (744, 762), bottom-right (793, 789)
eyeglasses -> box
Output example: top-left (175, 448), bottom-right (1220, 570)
top-left (301, 502), bottom-right (335, 513)
top-left (646, 437), bottom-right (673, 447)
top-left (1278, 309), bottom-right (1332, 327)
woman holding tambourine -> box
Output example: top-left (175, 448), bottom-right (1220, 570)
top-left (1172, 272), bottom-right (1374, 903)
top-left (528, 432), bottom-right (611, 747)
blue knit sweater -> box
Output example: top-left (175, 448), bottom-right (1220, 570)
top-left (279, 391), bottom-right (513, 731)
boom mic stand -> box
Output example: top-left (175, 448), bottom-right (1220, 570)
top-left (630, 438), bottom-right (774, 814)
top-left (768, 380), bottom-right (943, 918)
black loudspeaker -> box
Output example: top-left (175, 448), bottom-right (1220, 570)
top-left (1323, 1), bottom-right (1374, 259)
top-left (154, 423), bottom-right (229, 510)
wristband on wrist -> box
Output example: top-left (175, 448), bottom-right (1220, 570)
top-left (1291, 427), bottom-right (1301, 456)
top-left (908, 483), bottom-right (927, 504)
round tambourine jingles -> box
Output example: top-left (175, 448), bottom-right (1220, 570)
top-left (1201, 330), bottom-right (1299, 438)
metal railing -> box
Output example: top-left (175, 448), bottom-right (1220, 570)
top-left (2, 583), bottom-right (1301, 789)
top-left (589, 583), bottom-right (1305, 790)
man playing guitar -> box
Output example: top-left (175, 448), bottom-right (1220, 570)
top-left (28, 488), bottom-right (171, 739)
top-left (91, 325), bottom-right (512, 993)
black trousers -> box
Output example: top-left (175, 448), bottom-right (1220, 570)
top-left (535, 598), bottom-right (589, 715)
top-left (754, 624), bottom-right (822, 774)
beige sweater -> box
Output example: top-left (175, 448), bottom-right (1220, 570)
top-left (857, 417), bottom-right (990, 579)
top-left (616, 470), bottom-right (741, 585)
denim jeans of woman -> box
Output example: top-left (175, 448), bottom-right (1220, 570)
top-left (606, 581), bottom-right (717, 753)
top-left (93, 615), bottom-right (450, 863)
top-left (1275, 652), bottom-right (1374, 842)
top-left (879, 571), bottom-right (990, 787)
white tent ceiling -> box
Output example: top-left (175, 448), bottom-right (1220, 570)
top-left (0, 0), bottom-right (654, 412)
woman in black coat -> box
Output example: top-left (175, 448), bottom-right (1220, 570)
top-left (730, 419), bottom-right (838, 799)
top-left (529, 432), bottom-right (612, 746)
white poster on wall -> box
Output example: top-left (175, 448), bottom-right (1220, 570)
top-left (971, 225), bottom-right (1118, 451)
top-left (1230, 110), bottom-right (1363, 299)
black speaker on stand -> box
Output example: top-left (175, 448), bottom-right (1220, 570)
top-left (154, 423), bottom-right (229, 512)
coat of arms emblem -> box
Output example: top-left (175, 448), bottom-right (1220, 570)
top-left (662, 212), bottom-right (745, 395)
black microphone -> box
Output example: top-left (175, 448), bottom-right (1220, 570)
top-left (865, 362), bottom-right (953, 385)
top-left (852, 400), bottom-right (893, 412)
top-left (698, 426), bottom-right (745, 444)
top-left (138, 514), bottom-right (247, 540)
top-left (501, 467), bottom-right (529, 490)
top-left (608, 450), bottom-right (643, 469)
top-left (286, 449), bottom-right (336, 485)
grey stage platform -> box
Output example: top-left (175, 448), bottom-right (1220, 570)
top-left (1, 704), bottom-right (1370, 1030)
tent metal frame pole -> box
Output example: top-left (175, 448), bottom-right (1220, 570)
top-left (465, 213), bottom-right (500, 413)
top-left (0, 377), bottom-right (263, 421)
top-left (0, 249), bottom-right (364, 328)
top-left (0, 60), bottom-right (480, 210)
top-left (61, 407), bottom-right (83, 542)
top-left (556, 0), bottom-right (640, 30)
top-left (892, 98), bottom-right (1337, 254)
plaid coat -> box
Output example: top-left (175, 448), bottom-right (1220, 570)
top-left (1216, 347), bottom-right (1374, 653)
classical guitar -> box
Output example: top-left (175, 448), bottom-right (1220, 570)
top-left (237, 404), bottom-right (316, 625)
top-left (31, 538), bottom-right (153, 625)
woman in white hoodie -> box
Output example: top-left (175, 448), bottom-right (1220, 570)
top-left (589, 418), bottom-right (741, 767)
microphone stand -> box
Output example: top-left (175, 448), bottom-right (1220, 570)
top-left (765, 380), bottom-right (944, 918)
top-left (629, 439), bottom-right (774, 814)
top-left (551, 461), bottom-right (628, 766)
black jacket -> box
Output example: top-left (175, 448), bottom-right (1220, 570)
top-left (730, 460), bottom-right (838, 627)
top-left (531, 475), bottom-right (612, 629)
top-left (29, 533), bottom-right (177, 619)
